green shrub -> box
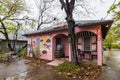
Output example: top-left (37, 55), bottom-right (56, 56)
top-left (112, 44), bottom-right (120, 49)
top-left (55, 62), bottom-right (80, 73)
top-left (19, 48), bottom-right (27, 57)
top-left (74, 68), bottom-right (80, 73)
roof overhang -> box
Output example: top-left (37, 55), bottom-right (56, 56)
top-left (76, 20), bottom-right (113, 39)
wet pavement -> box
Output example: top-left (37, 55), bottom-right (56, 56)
top-left (0, 59), bottom-right (32, 80)
top-left (0, 58), bottom-right (78, 80)
top-left (0, 50), bottom-right (120, 80)
top-left (98, 50), bottom-right (120, 80)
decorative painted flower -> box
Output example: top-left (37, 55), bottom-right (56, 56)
top-left (42, 50), bottom-right (47, 54)
top-left (46, 39), bottom-right (51, 43)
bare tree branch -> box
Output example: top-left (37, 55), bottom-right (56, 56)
top-left (103, 0), bottom-right (117, 20)
top-left (70, 0), bottom-right (75, 12)
top-left (34, 0), bottom-right (55, 30)
top-left (59, 0), bottom-right (66, 10)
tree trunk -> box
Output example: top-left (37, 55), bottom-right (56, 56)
top-left (67, 19), bottom-right (78, 65)
top-left (59, 0), bottom-right (78, 65)
top-left (0, 21), bottom-right (13, 51)
top-left (13, 33), bottom-right (17, 51)
top-left (18, 44), bottom-right (27, 53)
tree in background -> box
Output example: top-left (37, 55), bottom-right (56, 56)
top-left (0, 0), bottom-right (26, 51)
top-left (108, 1), bottom-right (120, 22)
top-left (104, 27), bottom-right (116, 50)
top-left (107, 1), bottom-right (120, 39)
top-left (104, 1), bottom-right (120, 50)
top-left (34, 0), bottom-right (55, 30)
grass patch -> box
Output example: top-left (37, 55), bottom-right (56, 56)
top-left (19, 48), bottom-right (27, 58)
top-left (55, 62), bottom-right (80, 73)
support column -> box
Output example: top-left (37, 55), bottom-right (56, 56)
top-left (97, 27), bottom-right (102, 66)
top-left (69, 43), bottom-right (71, 61)
top-left (97, 40), bottom-right (102, 65)
top-left (52, 38), bottom-right (56, 60)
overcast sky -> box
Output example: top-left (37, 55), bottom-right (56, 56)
top-left (24, 0), bottom-right (119, 25)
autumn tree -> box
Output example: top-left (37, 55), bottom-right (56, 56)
top-left (104, 27), bottom-right (116, 50)
top-left (107, 1), bottom-right (120, 38)
top-left (108, 1), bottom-right (120, 22)
top-left (105, 1), bottom-right (120, 49)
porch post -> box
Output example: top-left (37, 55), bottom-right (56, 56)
top-left (69, 43), bottom-right (71, 61)
top-left (52, 37), bottom-right (56, 60)
top-left (97, 28), bottom-right (102, 66)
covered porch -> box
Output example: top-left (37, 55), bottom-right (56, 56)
top-left (52, 34), bottom-right (69, 60)
top-left (75, 24), bottom-right (104, 65)
top-left (76, 31), bottom-right (97, 61)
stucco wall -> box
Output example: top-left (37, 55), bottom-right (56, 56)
top-left (75, 25), bottom-right (103, 65)
top-left (27, 35), bottom-right (53, 60)
top-left (27, 25), bottom-right (103, 65)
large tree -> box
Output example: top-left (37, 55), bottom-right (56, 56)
top-left (59, 0), bottom-right (78, 65)
top-left (0, 0), bottom-right (26, 51)
top-left (59, 0), bottom-right (95, 65)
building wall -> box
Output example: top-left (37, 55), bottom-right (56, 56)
top-left (0, 40), bottom-right (27, 53)
top-left (0, 41), bottom-right (9, 53)
top-left (75, 25), bottom-right (103, 65)
top-left (27, 25), bottom-right (103, 65)
top-left (27, 35), bottom-right (53, 60)
top-left (27, 30), bottom-right (68, 60)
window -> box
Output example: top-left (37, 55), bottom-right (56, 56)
top-left (91, 36), bottom-right (97, 51)
top-left (77, 37), bottom-right (82, 50)
top-left (84, 37), bottom-right (90, 51)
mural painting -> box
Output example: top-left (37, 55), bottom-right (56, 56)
top-left (28, 36), bottom-right (52, 57)
top-left (28, 39), bottom-right (35, 57)
top-left (40, 36), bottom-right (52, 54)
top-left (36, 38), bottom-right (40, 57)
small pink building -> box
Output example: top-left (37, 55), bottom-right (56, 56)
top-left (24, 20), bottom-right (113, 65)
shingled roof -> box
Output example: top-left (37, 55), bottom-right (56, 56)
top-left (24, 20), bottom-right (113, 39)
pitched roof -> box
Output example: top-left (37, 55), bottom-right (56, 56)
top-left (24, 20), bottom-right (113, 38)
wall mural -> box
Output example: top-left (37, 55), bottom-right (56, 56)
top-left (40, 36), bottom-right (52, 50)
top-left (28, 36), bottom-right (52, 56)
top-left (28, 39), bottom-right (35, 57)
